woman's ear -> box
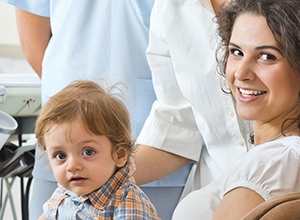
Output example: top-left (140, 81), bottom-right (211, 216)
top-left (113, 147), bottom-right (128, 168)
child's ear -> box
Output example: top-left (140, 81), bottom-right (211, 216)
top-left (113, 147), bottom-right (128, 168)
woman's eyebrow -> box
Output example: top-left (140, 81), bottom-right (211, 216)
top-left (229, 42), bottom-right (282, 53)
top-left (229, 42), bottom-right (240, 48)
top-left (255, 45), bottom-right (282, 53)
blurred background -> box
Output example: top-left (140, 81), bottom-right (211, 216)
top-left (0, 3), bottom-right (37, 220)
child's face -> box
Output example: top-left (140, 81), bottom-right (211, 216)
top-left (44, 120), bottom-right (127, 196)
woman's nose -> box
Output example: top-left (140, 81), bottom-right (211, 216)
top-left (234, 60), bottom-right (256, 81)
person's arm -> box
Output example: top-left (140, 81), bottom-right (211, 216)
top-left (134, 145), bottom-right (191, 185)
top-left (213, 187), bottom-right (265, 220)
top-left (133, 0), bottom-right (201, 185)
top-left (15, 8), bottom-right (51, 77)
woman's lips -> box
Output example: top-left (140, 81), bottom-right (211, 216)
top-left (236, 87), bottom-right (267, 103)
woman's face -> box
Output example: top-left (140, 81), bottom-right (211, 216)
top-left (226, 12), bottom-right (300, 124)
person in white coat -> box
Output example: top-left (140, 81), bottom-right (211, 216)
top-left (134, 0), bottom-right (252, 197)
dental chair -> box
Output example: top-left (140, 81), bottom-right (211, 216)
top-left (0, 143), bottom-right (35, 220)
top-left (242, 192), bottom-right (300, 220)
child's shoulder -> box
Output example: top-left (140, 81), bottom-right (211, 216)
top-left (114, 177), bottom-right (160, 219)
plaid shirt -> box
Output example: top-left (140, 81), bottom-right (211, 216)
top-left (44, 162), bottom-right (160, 219)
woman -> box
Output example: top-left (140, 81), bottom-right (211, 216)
top-left (173, 0), bottom-right (300, 219)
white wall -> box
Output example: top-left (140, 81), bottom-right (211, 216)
top-left (0, 2), bottom-right (20, 46)
top-left (0, 2), bottom-right (24, 58)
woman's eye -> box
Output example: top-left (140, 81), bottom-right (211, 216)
top-left (259, 53), bottom-right (277, 61)
top-left (83, 149), bottom-right (95, 156)
top-left (230, 48), bottom-right (243, 57)
top-left (55, 153), bottom-right (67, 160)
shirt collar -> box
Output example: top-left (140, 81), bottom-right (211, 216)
top-left (87, 160), bottom-right (135, 209)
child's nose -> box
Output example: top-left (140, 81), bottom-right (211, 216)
top-left (67, 156), bottom-right (83, 172)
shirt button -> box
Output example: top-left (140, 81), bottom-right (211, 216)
top-left (73, 201), bottom-right (81, 206)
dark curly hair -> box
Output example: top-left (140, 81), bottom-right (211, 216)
top-left (216, 0), bottom-right (300, 78)
top-left (215, 0), bottom-right (300, 144)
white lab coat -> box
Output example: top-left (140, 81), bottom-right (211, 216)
top-left (137, 0), bottom-right (253, 194)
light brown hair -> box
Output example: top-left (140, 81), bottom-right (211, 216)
top-left (35, 80), bottom-right (134, 163)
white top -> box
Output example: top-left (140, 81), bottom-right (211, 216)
top-left (137, 0), bottom-right (252, 190)
top-left (173, 136), bottom-right (300, 219)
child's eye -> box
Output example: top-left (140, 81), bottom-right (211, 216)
top-left (83, 149), bottom-right (95, 156)
top-left (55, 152), bottom-right (67, 160)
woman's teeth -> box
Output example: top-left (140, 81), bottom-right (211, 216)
top-left (239, 88), bottom-right (266, 96)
